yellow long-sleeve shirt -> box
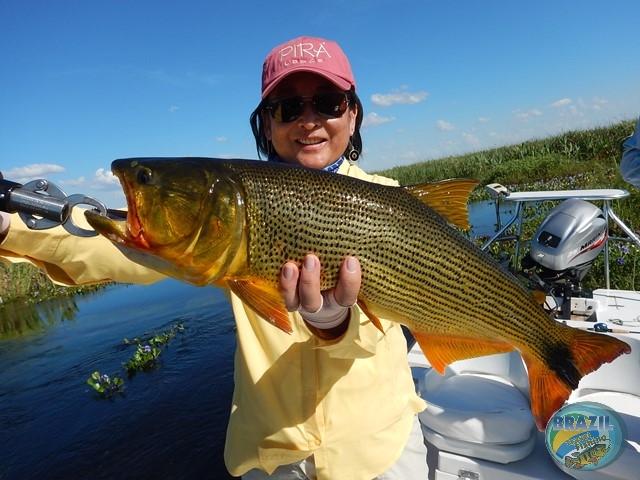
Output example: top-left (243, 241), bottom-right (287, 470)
top-left (0, 161), bottom-right (426, 479)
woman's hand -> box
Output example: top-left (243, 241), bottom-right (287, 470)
top-left (280, 254), bottom-right (361, 339)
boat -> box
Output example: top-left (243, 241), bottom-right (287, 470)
top-left (409, 184), bottom-right (640, 479)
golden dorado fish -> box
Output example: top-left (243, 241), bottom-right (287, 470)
top-left (85, 157), bottom-right (630, 430)
top-left (564, 442), bottom-right (611, 469)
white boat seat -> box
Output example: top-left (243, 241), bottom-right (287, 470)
top-left (416, 351), bottom-right (537, 464)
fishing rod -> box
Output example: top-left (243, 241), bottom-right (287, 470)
top-left (589, 322), bottom-right (640, 334)
top-left (566, 321), bottom-right (640, 335)
top-left (0, 171), bottom-right (109, 237)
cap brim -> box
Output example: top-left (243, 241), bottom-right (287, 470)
top-left (262, 66), bottom-right (353, 98)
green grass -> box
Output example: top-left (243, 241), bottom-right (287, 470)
top-left (0, 118), bottom-right (638, 304)
top-left (376, 119), bottom-right (634, 191)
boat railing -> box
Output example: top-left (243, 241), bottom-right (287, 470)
top-left (480, 184), bottom-right (640, 290)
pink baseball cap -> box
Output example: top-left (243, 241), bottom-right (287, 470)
top-left (261, 36), bottom-right (356, 98)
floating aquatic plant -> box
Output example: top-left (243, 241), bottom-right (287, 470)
top-left (87, 371), bottom-right (125, 399)
top-left (86, 323), bottom-right (185, 399)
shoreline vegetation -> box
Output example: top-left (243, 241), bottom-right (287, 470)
top-left (0, 262), bottom-right (106, 306)
top-left (0, 118), bottom-right (637, 305)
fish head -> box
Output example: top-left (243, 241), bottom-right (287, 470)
top-left (85, 157), bottom-right (246, 285)
top-left (592, 443), bottom-right (610, 457)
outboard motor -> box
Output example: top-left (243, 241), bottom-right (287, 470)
top-left (521, 198), bottom-right (607, 319)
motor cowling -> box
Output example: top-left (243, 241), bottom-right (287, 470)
top-left (522, 198), bottom-right (607, 284)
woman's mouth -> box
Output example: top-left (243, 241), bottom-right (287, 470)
top-left (297, 137), bottom-right (324, 146)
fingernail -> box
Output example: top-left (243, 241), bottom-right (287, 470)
top-left (346, 256), bottom-right (358, 273)
top-left (303, 255), bottom-right (315, 271)
top-left (283, 263), bottom-right (294, 280)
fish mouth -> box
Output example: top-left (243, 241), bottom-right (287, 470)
top-left (84, 175), bottom-right (149, 249)
top-left (85, 208), bottom-right (138, 247)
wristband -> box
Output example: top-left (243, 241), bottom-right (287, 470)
top-left (299, 290), bottom-right (350, 329)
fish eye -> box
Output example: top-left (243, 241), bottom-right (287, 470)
top-left (136, 167), bottom-right (153, 185)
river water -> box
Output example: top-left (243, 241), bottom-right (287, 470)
top-left (0, 200), bottom-right (510, 479)
top-left (0, 281), bottom-right (237, 479)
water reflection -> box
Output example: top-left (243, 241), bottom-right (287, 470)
top-left (0, 295), bottom-right (82, 339)
top-left (467, 198), bottom-right (517, 239)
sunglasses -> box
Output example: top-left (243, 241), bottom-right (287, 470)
top-left (266, 92), bottom-right (350, 123)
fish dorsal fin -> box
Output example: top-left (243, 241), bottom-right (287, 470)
top-left (404, 178), bottom-right (479, 230)
top-left (227, 279), bottom-right (293, 334)
top-left (411, 332), bottom-right (514, 374)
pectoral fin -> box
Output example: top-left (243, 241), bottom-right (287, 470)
top-left (411, 332), bottom-right (514, 374)
top-left (227, 279), bottom-right (293, 333)
top-left (356, 299), bottom-right (386, 334)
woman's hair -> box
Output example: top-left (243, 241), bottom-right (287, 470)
top-left (249, 89), bottom-right (363, 161)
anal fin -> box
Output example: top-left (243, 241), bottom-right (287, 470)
top-left (412, 332), bottom-right (514, 374)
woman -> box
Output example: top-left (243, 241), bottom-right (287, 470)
top-left (231, 36), bottom-right (428, 479)
top-left (0, 36), bottom-right (428, 479)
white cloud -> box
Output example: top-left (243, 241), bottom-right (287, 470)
top-left (552, 97), bottom-right (610, 117)
top-left (513, 109), bottom-right (543, 122)
top-left (169, 105), bottom-right (180, 112)
top-left (371, 86), bottom-right (429, 107)
top-left (94, 168), bottom-right (120, 186)
top-left (60, 176), bottom-right (87, 188)
top-left (4, 163), bottom-right (66, 181)
top-left (362, 112), bottom-right (395, 127)
top-left (436, 120), bottom-right (455, 131)
top-left (216, 136), bottom-right (227, 142)
top-left (477, 117), bottom-right (490, 124)
top-left (463, 132), bottom-right (480, 146)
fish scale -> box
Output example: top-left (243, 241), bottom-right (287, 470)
top-left (84, 157), bottom-right (631, 430)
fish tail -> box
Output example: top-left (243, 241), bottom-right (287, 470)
top-left (525, 353), bottom-right (574, 431)
top-left (524, 327), bottom-right (631, 431)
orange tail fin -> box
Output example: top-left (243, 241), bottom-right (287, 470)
top-left (523, 328), bottom-right (631, 430)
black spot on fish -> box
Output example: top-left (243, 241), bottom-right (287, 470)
top-left (547, 343), bottom-right (582, 389)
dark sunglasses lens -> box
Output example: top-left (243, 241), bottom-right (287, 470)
top-left (313, 93), bottom-right (348, 118)
top-left (268, 93), bottom-right (348, 122)
top-left (269, 98), bottom-right (303, 122)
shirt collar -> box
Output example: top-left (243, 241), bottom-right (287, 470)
top-left (268, 155), bottom-right (345, 173)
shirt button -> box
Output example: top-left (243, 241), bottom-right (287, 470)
top-left (314, 439), bottom-right (321, 446)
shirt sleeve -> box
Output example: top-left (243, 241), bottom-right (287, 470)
top-left (0, 209), bottom-right (166, 286)
top-left (620, 117), bottom-right (640, 187)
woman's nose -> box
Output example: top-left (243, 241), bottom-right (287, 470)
top-left (297, 100), bottom-right (320, 127)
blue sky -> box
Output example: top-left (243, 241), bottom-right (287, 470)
top-left (2, 0), bottom-right (639, 207)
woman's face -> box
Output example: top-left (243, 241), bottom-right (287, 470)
top-left (263, 72), bottom-right (357, 169)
